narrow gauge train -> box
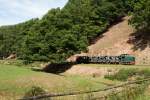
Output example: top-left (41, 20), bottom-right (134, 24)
top-left (76, 54), bottom-right (135, 65)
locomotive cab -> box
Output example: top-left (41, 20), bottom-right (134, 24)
top-left (120, 54), bottom-right (135, 65)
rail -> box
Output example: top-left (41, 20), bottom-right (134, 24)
top-left (19, 77), bottom-right (150, 100)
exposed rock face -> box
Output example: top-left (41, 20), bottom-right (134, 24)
top-left (6, 54), bottom-right (16, 60)
top-left (68, 17), bottom-right (150, 65)
top-left (67, 53), bottom-right (87, 62)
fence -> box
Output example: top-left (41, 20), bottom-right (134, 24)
top-left (19, 77), bottom-right (150, 100)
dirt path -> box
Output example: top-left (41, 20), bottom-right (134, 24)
top-left (65, 65), bottom-right (119, 77)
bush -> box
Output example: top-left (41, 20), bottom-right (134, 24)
top-left (105, 68), bottom-right (137, 81)
top-left (138, 69), bottom-right (150, 78)
top-left (105, 68), bottom-right (150, 81)
top-left (23, 86), bottom-right (50, 100)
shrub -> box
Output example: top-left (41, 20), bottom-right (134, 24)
top-left (105, 68), bottom-right (150, 81)
top-left (105, 68), bottom-right (137, 81)
top-left (23, 86), bottom-right (50, 100)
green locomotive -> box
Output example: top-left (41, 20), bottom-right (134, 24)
top-left (76, 54), bottom-right (135, 65)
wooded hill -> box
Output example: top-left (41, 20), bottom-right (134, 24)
top-left (0, 0), bottom-right (149, 63)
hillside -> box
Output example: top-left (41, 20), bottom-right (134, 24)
top-left (0, 0), bottom-right (149, 64)
top-left (68, 17), bottom-right (150, 65)
top-left (0, 0), bottom-right (135, 62)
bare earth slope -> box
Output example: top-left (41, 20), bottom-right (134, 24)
top-left (68, 17), bottom-right (150, 65)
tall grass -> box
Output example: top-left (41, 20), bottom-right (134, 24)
top-left (107, 82), bottom-right (149, 100)
top-left (105, 68), bottom-right (150, 81)
top-left (21, 81), bottom-right (149, 100)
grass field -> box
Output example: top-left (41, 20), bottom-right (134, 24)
top-left (0, 63), bottom-right (150, 100)
top-left (0, 64), bottom-right (114, 99)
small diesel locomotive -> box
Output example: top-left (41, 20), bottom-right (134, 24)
top-left (76, 54), bottom-right (135, 65)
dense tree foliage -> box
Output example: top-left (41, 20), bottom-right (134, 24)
top-left (129, 0), bottom-right (150, 31)
top-left (0, 0), bottom-right (145, 62)
top-left (0, 19), bottom-right (38, 59)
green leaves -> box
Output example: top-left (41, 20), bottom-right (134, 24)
top-left (129, 0), bottom-right (150, 30)
top-left (0, 0), bottom-right (136, 62)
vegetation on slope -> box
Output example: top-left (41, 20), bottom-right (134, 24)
top-left (0, 0), bottom-right (148, 63)
top-left (105, 68), bottom-right (150, 81)
top-left (129, 0), bottom-right (150, 31)
top-left (0, 64), bottom-right (109, 99)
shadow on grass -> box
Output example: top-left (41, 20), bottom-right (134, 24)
top-left (32, 62), bottom-right (75, 75)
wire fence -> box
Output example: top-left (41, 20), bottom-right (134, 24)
top-left (19, 77), bottom-right (150, 100)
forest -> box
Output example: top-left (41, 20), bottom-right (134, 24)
top-left (0, 0), bottom-right (149, 63)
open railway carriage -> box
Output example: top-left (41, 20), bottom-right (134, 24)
top-left (76, 54), bottom-right (135, 65)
